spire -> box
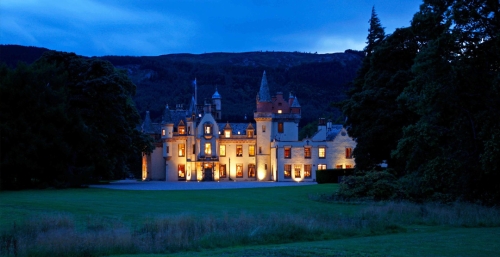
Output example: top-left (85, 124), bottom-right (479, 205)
top-left (193, 78), bottom-right (197, 106)
top-left (188, 95), bottom-right (196, 115)
top-left (258, 71), bottom-right (271, 102)
top-left (291, 96), bottom-right (301, 108)
top-left (162, 104), bottom-right (173, 124)
top-left (142, 111), bottom-right (154, 134)
top-left (212, 86), bottom-right (221, 99)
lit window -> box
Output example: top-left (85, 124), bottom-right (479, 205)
top-left (278, 122), bottom-right (284, 133)
top-left (318, 164), bottom-right (327, 170)
top-left (178, 164), bottom-right (185, 180)
top-left (178, 144), bottom-right (185, 157)
top-left (346, 164), bottom-right (353, 169)
top-left (204, 124), bottom-right (211, 134)
top-left (249, 145), bottom-right (255, 156)
top-left (336, 164), bottom-right (343, 169)
top-left (248, 164), bottom-right (256, 178)
top-left (162, 129), bottom-right (166, 136)
top-left (284, 164), bottom-right (291, 178)
top-left (219, 164), bottom-right (226, 178)
top-left (225, 130), bottom-right (231, 138)
top-left (236, 145), bottom-right (243, 157)
top-left (220, 145), bottom-right (226, 157)
top-left (304, 147), bottom-right (311, 158)
top-left (205, 143), bottom-right (211, 155)
top-left (236, 164), bottom-right (243, 177)
top-left (247, 130), bottom-right (254, 138)
top-left (284, 147), bottom-right (291, 159)
top-left (262, 125), bottom-right (266, 132)
top-left (278, 109), bottom-right (282, 114)
top-left (294, 164), bottom-right (301, 178)
top-left (179, 127), bottom-right (185, 134)
top-left (319, 147), bottom-right (326, 158)
top-left (304, 165), bottom-right (312, 178)
top-left (346, 148), bottom-right (353, 159)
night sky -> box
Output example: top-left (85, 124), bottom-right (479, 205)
top-left (1, 0), bottom-right (422, 56)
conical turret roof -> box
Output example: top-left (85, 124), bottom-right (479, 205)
top-left (142, 111), bottom-right (154, 134)
top-left (258, 71), bottom-right (271, 102)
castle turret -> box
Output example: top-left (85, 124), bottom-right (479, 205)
top-left (212, 87), bottom-right (222, 120)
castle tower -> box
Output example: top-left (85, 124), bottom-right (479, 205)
top-left (255, 71), bottom-right (273, 181)
top-left (212, 87), bottom-right (222, 120)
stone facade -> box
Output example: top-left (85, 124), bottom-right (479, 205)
top-left (141, 71), bottom-right (356, 182)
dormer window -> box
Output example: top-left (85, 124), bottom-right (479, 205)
top-left (224, 130), bottom-right (231, 138)
top-left (205, 125), bottom-right (211, 134)
top-left (179, 126), bottom-right (185, 135)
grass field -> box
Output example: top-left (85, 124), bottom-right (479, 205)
top-left (1, 184), bottom-right (499, 256)
top-left (113, 227), bottom-right (500, 257)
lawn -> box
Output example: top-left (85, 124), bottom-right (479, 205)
top-left (0, 184), bottom-right (359, 228)
top-left (1, 183), bottom-right (499, 257)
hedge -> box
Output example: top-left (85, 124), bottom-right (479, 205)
top-left (316, 169), bottom-right (354, 184)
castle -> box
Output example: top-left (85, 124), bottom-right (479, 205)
top-left (141, 71), bottom-right (356, 181)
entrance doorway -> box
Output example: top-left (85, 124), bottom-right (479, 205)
top-left (203, 163), bottom-right (213, 181)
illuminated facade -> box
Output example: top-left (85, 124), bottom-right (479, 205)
top-left (141, 71), bottom-right (356, 181)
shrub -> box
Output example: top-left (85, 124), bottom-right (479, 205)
top-left (316, 169), bottom-right (354, 184)
top-left (337, 169), bottom-right (398, 200)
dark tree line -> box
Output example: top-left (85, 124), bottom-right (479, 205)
top-left (341, 1), bottom-right (500, 204)
top-left (0, 51), bottom-right (153, 189)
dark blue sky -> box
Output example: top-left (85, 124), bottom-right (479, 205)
top-left (1, 0), bottom-right (422, 57)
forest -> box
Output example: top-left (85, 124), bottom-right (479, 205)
top-left (340, 0), bottom-right (499, 204)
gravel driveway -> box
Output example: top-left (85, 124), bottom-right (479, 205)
top-left (90, 180), bottom-right (317, 190)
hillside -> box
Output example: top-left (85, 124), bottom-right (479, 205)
top-left (0, 45), bottom-right (363, 124)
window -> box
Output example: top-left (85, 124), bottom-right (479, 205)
top-left (249, 145), bottom-right (255, 156)
top-left (178, 164), bottom-right (185, 180)
top-left (236, 145), bottom-right (243, 157)
top-left (188, 126), bottom-right (191, 135)
top-left (204, 124), bottom-right (211, 134)
top-left (284, 147), bottom-right (291, 159)
top-left (166, 146), bottom-right (169, 154)
top-left (236, 164), bottom-right (243, 177)
top-left (162, 129), bottom-right (166, 136)
top-left (248, 164), bottom-right (256, 178)
top-left (220, 145), bottom-right (226, 157)
top-left (179, 127), bottom-right (185, 134)
top-left (224, 130), bottom-right (231, 138)
top-left (318, 147), bottom-right (326, 158)
top-left (294, 164), bottom-right (301, 178)
top-left (304, 165), bottom-right (312, 178)
top-left (193, 144), bottom-right (196, 154)
top-left (219, 164), bottom-right (226, 178)
top-left (278, 122), bottom-right (284, 133)
top-left (259, 146), bottom-right (262, 154)
top-left (318, 164), bottom-right (327, 170)
top-left (284, 164), bottom-right (291, 178)
top-left (278, 109), bottom-right (282, 114)
top-left (304, 147), bottom-right (311, 159)
top-left (336, 164), bottom-right (343, 169)
top-left (205, 143), bottom-right (211, 155)
top-left (345, 164), bottom-right (353, 169)
top-left (346, 147), bottom-right (353, 159)
top-left (178, 144), bottom-right (185, 157)
top-left (262, 125), bottom-right (266, 133)
top-left (247, 130), bottom-right (254, 138)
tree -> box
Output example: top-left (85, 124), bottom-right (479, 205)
top-left (342, 8), bottom-right (418, 171)
top-left (0, 51), bottom-right (152, 189)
